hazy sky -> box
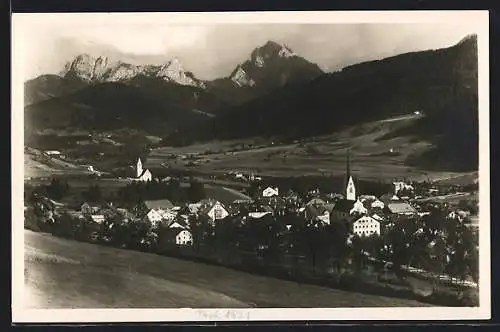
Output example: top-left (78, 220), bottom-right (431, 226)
top-left (20, 22), bottom-right (477, 81)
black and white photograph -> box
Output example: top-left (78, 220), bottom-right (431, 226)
top-left (12, 11), bottom-right (490, 322)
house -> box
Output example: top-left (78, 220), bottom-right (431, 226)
top-left (188, 203), bottom-right (201, 214)
top-left (393, 181), bottom-right (414, 195)
top-left (81, 202), bottom-right (100, 215)
top-left (371, 199), bottom-right (385, 209)
top-left (90, 214), bottom-right (105, 224)
top-left (199, 199), bottom-right (229, 222)
top-left (159, 209), bottom-right (178, 223)
top-left (307, 197), bottom-right (326, 207)
top-left (161, 228), bottom-right (193, 246)
top-left (262, 186), bottom-right (279, 197)
top-left (134, 158), bottom-right (152, 182)
top-left (146, 209), bottom-right (164, 227)
top-left (353, 216), bottom-right (381, 237)
top-left (359, 195), bottom-right (377, 203)
top-left (384, 202), bottom-right (417, 216)
top-left (168, 218), bottom-right (188, 229)
top-left (176, 230), bottom-right (193, 245)
top-left (447, 210), bottom-right (470, 222)
top-left (45, 150), bottom-right (61, 156)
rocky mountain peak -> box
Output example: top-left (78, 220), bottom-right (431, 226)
top-left (250, 41), bottom-right (296, 64)
top-left (61, 54), bottom-right (205, 88)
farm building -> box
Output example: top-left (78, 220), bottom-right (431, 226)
top-left (353, 215), bottom-right (381, 237)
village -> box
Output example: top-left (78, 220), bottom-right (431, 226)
top-left (24, 148), bottom-right (480, 305)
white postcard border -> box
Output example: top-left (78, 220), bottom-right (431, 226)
top-left (11, 10), bottom-right (490, 323)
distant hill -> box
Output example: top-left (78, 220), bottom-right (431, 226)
top-left (24, 78), bottom-right (228, 135)
top-left (165, 35), bottom-right (478, 172)
top-left (24, 74), bottom-right (89, 106)
top-left (206, 41), bottom-right (324, 105)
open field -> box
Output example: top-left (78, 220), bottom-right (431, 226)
top-left (23, 230), bottom-right (431, 308)
top-left (151, 115), bottom-right (477, 183)
top-left (24, 151), bottom-right (91, 179)
top-left (204, 185), bottom-right (252, 205)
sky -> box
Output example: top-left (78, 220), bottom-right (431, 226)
top-left (18, 21), bottom-right (478, 81)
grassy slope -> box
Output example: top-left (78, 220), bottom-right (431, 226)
top-left (149, 114), bottom-right (477, 183)
top-left (24, 230), bottom-right (430, 308)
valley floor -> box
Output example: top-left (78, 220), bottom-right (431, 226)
top-left (23, 230), bottom-right (431, 309)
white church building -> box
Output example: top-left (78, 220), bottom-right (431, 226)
top-left (135, 158), bottom-right (152, 182)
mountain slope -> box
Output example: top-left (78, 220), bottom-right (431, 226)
top-left (165, 35), bottom-right (478, 171)
top-left (24, 78), bottom-right (229, 135)
top-left (206, 41), bottom-right (324, 105)
top-left (24, 74), bottom-right (89, 106)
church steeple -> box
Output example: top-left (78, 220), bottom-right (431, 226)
top-left (345, 147), bottom-right (356, 201)
top-left (345, 147), bottom-right (351, 186)
top-left (137, 158), bottom-right (143, 178)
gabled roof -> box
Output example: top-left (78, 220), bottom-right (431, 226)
top-left (198, 199), bottom-right (225, 215)
top-left (307, 198), bottom-right (326, 206)
top-left (145, 199), bottom-right (174, 210)
top-left (137, 168), bottom-right (151, 178)
top-left (168, 219), bottom-right (188, 229)
top-left (248, 212), bottom-right (272, 219)
top-left (354, 215), bottom-right (379, 224)
top-left (385, 202), bottom-right (417, 214)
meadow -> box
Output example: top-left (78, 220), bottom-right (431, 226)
top-left (151, 115), bottom-right (478, 184)
top-left (24, 230), bottom-right (431, 308)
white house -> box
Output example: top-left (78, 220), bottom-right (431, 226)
top-left (199, 200), bottom-right (229, 222)
top-left (176, 229), bottom-right (193, 246)
top-left (90, 214), bottom-right (105, 224)
top-left (158, 209), bottom-right (178, 222)
top-left (393, 181), bottom-right (414, 195)
top-left (45, 150), bottom-right (61, 156)
top-left (248, 211), bottom-right (272, 219)
top-left (188, 203), bottom-right (201, 214)
top-left (262, 186), bottom-right (279, 197)
top-left (350, 199), bottom-right (368, 215)
top-left (353, 216), bottom-right (381, 237)
top-left (146, 209), bottom-right (163, 226)
top-left (371, 199), bottom-right (385, 209)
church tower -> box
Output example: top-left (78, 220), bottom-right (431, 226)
top-left (137, 158), bottom-right (143, 178)
top-left (345, 148), bottom-right (356, 201)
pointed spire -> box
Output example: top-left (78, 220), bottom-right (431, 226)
top-left (345, 146), bottom-right (356, 201)
top-left (344, 146), bottom-right (351, 191)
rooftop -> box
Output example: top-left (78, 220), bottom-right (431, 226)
top-left (145, 199), bottom-right (174, 210)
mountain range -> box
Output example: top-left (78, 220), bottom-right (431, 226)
top-left (24, 35), bottom-right (478, 171)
